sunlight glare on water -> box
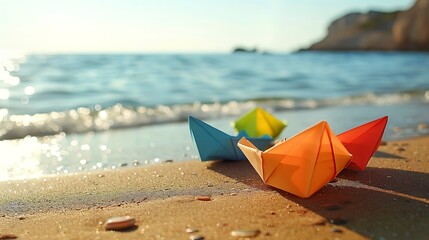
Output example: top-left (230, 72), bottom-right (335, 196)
top-left (0, 132), bottom-right (118, 181)
top-left (0, 52), bottom-right (428, 180)
top-left (0, 136), bottom-right (43, 181)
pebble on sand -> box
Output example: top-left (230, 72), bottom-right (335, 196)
top-left (189, 235), bottom-right (205, 240)
top-left (0, 234), bottom-right (18, 239)
top-left (185, 227), bottom-right (199, 233)
top-left (311, 219), bottom-right (327, 226)
top-left (396, 147), bottom-right (406, 152)
top-left (104, 216), bottom-right (136, 231)
top-left (231, 229), bottom-right (260, 237)
top-left (195, 196), bottom-right (212, 201)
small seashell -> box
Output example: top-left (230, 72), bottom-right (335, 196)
top-left (189, 235), bottom-right (204, 240)
top-left (185, 227), bottom-right (199, 233)
top-left (231, 229), bottom-right (260, 237)
top-left (104, 216), bottom-right (136, 231)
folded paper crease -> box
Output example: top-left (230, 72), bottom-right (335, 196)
top-left (338, 116), bottom-right (388, 170)
top-left (238, 121), bottom-right (352, 198)
top-left (234, 107), bottom-right (286, 138)
top-left (189, 116), bottom-right (273, 161)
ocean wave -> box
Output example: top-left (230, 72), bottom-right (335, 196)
top-left (0, 90), bottom-right (427, 140)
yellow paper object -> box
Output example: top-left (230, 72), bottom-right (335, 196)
top-left (237, 121), bottom-right (352, 198)
top-left (233, 107), bottom-right (286, 138)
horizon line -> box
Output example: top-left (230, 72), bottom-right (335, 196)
top-left (0, 49), bottom-right (298, 55)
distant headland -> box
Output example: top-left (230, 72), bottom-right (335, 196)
top-left (303, 0), bottom-right (429, 51)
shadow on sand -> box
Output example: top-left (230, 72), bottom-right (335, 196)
top-left (208, 159), bottom-right (429, 239)
top-left (373, 150), bottom-right (405, 159)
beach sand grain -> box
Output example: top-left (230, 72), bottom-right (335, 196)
top-left (0, 137), bottom-right (428, 239)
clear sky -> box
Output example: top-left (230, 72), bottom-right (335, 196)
top-left (0, 0), bottom-right (415, 53)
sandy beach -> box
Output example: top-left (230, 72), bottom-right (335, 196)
top-left (0, 136), bottom-right (428, 240)
top-left (1, 1), bottom-right (429, 239)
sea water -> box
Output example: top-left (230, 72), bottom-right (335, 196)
top-left (1, 52), bottom-right (428, 180)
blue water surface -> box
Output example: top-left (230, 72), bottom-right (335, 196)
top-left (3, 52), bottom-right (429, 115)
top-left (1, 52), bottom-right (429, 180)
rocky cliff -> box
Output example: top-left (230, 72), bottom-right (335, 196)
top-left (306, 0), bottom-right (429, 51)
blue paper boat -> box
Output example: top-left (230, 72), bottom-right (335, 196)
top-left (189, 116), bottom-right (273, 161)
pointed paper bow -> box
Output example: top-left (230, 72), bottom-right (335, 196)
top-left (234, 107), bottom-right (287, 139)
top-left (238, 121), bottom-right (352, 198)
top-left (339, 116), bottom-right (388, 171)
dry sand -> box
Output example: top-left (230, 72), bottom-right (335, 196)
top-left (0, 136), bottom-right (428, 239)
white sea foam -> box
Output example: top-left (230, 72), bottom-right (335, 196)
top-left (0, 91), bottom-right (426, 140)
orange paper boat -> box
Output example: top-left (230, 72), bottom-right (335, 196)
top-left (338, 116), bottom-right (388, 171)
top-left (238, 121), bottom-right (352, 198)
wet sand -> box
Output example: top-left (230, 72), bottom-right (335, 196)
top-left (0, 136), bottom-right (428, 239)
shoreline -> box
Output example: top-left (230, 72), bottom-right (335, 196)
top-left (1, 136), bottom-right (428, 239)
top-left (2, 99), bottom-right (429, 181)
